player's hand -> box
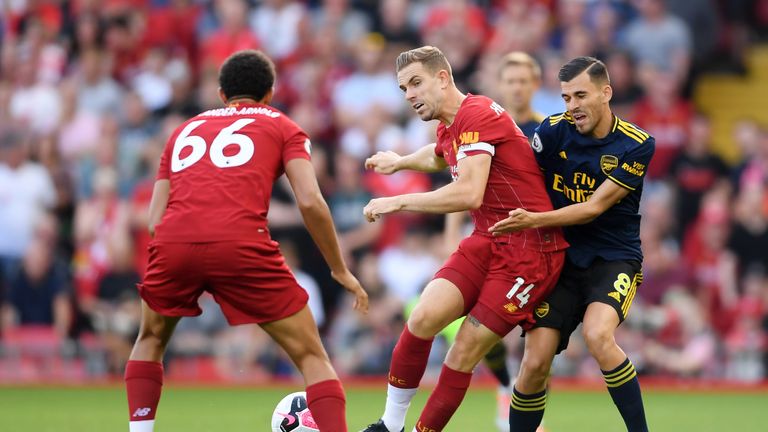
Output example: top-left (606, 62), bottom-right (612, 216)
top-left (332, 269), bottom-right (369, 314)
top-left (363, 197), bottom-right (403, 222)
top-left (489, 208), bottom-right (538, 235)
top-left (364, 151), bottom-right (401, 175)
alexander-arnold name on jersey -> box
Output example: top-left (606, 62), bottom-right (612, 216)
top-left (552, 171), bottom-right (597, 203)
top-left (200, 106), bottom-right (281, 118)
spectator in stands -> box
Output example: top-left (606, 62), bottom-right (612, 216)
top-left (631, 64), bottom-right (694, 179)
top-left (1, 221), bottom-right (72, 338)
top-left (728, 184), bottom-right (768, 274)
top-left (328, 152), bottom-right (382, 267)
top-left (668, 112), bottom-right (731, 239)
top-left (622, 0), bottom-right (692, 83)
top-left (0, 127), bottom-right (57, 283)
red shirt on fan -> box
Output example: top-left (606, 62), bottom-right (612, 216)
top-left (153, 103), bottom-right (311, 242)
top-left (435, 94), bottom-right (566, 252)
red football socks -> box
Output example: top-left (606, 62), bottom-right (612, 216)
top-left (388, 327), bottom-right (434, 389)
top-left (306, 379), bottom-right (347, 432)
top-left (415, 365), bottom-right (473, 431)
top-left (125, 360), bottom-right (164, 422)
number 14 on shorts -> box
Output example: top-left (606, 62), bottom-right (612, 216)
top-left (506, 277), bottom-right (534, 307)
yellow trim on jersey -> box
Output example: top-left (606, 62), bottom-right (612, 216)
top-left (621, 272), bottom-right (642, 318)
top-left (607, 175), bottom-right (636, 191)
top-left (618, 119), bottom-right (649, 139)
top-left (617, 124), bottom-right (645, 143)
top-left (549, 112), bottom-right (574, 126)
top-left (611, 115), bottom-right (619, 132)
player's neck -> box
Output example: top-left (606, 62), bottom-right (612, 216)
top-left (438, 88), bottom-right (466, 126)
top-left (226, 97), bottom-right (261, 106)
top-left (590, 112), bottom-right (615, 139)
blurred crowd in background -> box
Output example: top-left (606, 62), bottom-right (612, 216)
top-left (1, 0), bottom-right (768, 384)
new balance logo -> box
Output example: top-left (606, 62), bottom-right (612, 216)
top-left (132, 408), bottom-right (152, 418)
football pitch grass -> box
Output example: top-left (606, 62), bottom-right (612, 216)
top-left (1, 384), bottom-right (766, 431)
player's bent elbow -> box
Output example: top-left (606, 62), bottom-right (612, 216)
top-left (295, 191), bottom-right (327, 213)
top-left (465, 193), bottom-right (484, 211)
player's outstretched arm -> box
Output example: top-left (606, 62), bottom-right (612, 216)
top-left (489, 179), bottom-right (630, 234)
top-left (147, 179), bottom-right (170, 238)
top-left (364, 143), bottom-right (447, 174)
top-left (285, 158), bottom-right (369, 313)
top-left (363, 153), bottom-right (491, 222)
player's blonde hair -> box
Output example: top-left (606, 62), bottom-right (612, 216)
top-left (395, 45), bottom-right (453, 78)
top-left (498, 51), bottom-right (542, 81)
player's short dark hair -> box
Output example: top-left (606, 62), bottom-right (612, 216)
top-left (559, 56), bottom-right (610, 85)
top-left (218, 50), bottom-right (275, 102)
top-left (396, 45), bottom-right (453, 78)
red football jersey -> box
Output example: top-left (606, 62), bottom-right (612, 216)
top-left (154, 103), bottom-right (311, 242)
top-left (435, 94), bottom-right (566, 252)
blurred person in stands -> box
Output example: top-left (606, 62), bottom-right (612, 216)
top-left (124, 50), bottom-right (367, 432)
top-left (249, 0), bottom-right (310, 63)
top-left (73, 166), bottom-right (130, 314)
top-left (621, 0), bottom-right (692, 83)
top-left (603, 50), bottom-right (643, 118)
top-left (199, 0), bottom-right (260, 72)
top-left (0, 127), bottom-right (57, 285)
top-left (728, 184), bottom-right (768, 276)
top-left (643, 289), bottom-right (717, 377)
top-left (1, 214), bottom-right (72, 338)
top-left (332, 33), bottom-right (404, 130)
top-left (668, 112), bottom-right (731, 240)
top-left (93, 233), bottom-right (141, 374)
top-left (682, 192), bottom-right (739, 337)
top-left (731, 119), bottom-right (764, 190)
top-left (723, 270), bottom-right (767, 382)
top-left (630, 64), bottom-right (693, 179)
top-left (328, 152), bottom-right (382, 268)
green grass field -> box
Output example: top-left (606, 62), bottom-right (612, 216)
top-left (1, 385), bottom-right (766, 431)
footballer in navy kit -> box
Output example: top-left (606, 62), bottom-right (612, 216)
top-left (490, 56), bottom-right (655, 432)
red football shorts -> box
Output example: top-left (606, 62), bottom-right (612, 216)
top-left (434, 234), bottom-right (494, 315)
top-left (138, 240), bottom-right (308, 325)
top-left (471, 244), bottom-right (566, 336)
top-left (434, 234), bottom-right (566, 337)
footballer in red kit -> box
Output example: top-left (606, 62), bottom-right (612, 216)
top-left (125, 50), bottom-right (367, 432)
top-left (360, 46), bottom-right (566, 432)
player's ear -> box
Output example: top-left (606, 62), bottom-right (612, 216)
top-left (218, 88), bottom-right (227, 104)
top-left (602, 84), bottom-right (613, 103)
top-left (438, 69), bottom-right (451, 89)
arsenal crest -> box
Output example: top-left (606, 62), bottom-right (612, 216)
top-left (600, 155), bottom-right (619, 175)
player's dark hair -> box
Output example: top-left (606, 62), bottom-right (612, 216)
top-left (396, 45), bottom-right (453, 78)
top-left (218, 50), bottom-right (275, 102)
top-left (559, 56), bottom-right (610, 85)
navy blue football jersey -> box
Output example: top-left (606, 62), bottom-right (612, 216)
top-left (532, 112), bottom-right (655, 267)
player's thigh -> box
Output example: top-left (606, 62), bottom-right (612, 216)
top-left (260, 305), bottom-right (329, 362)
top-left (445, 316), bottom-right (502, 372)
top-left (584, 259), bottom-right (642, 323)
top-left (471, 248), bottom-right (565, 338)
top-left (528, 260), bottom-right (585, 354)
top-left (432, 234), bottom-right (494, 316)
top-left (204, 241), bottom-right (309, 325)
top-left (138, 242), bottom-right (208, 318)
top-left (408, 278), bottom-right (466, 338)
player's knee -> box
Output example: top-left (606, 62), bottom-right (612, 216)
top-left (519, 353), bottom-right (552, 384)
top-left (582, 326), bottom-right (615, 356)
top-left (407, 306), bottom-right (445, 338)
top-left (445, 341), bottom-right (481, 372)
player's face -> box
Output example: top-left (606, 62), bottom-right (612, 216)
top-left (498, 64), bottom-right (539, 112)
top-left (560, 71), bottom-right (612, 137)
top-left (398, 62), bottom-right (445, 121)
